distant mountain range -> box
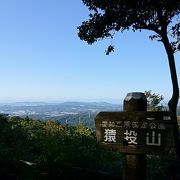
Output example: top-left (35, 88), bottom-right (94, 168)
top-left (0, 101), bottom-right (121, 106)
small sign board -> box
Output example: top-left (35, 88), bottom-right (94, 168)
top-left (95, 111), bottom-right (175, 155)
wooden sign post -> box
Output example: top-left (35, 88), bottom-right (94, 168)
top-left (123, 92), bottom-right (147, 180)
top-left (95, 92), bottom-right (175, 180)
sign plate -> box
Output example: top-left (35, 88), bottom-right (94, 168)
top-left (95, 111), bottom-right (175, 155)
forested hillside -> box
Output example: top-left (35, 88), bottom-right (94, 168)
top-left (0, 114), bottom-right (122, 179)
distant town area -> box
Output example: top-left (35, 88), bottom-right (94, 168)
top-left (0, 102), bottom-right (122, 129)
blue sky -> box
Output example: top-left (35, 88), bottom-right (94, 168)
top-left (0, 0), bottom-right (179, 104)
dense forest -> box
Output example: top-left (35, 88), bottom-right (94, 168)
top-left (0, 114), bottom-right (179, 179)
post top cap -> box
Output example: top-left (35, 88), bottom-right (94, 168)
top-left (124, 92), bottom-right (146, 101)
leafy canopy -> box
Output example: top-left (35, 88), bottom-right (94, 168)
top-left (78, 0), bottom-right (180, 54)
top-left (144, 90), bottom-right (164, 111)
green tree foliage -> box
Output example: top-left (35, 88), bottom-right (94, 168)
top-left (78, 0), bottom-right (180, 164)
top-left (0, 115), bottom-right (122, 179)
top-left (145, 90), bottom-right (164, 111)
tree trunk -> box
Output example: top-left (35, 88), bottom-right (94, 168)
top-left (162, 33), bottom-right (180, 167)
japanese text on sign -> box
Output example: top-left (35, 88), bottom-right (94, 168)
top-left (104, 129), bottom-right (162, 146)
top-left (101, 120), bottom-right (166, 130)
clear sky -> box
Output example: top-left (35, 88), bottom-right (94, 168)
top-left (0, 0), bottom-right (179, 104)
